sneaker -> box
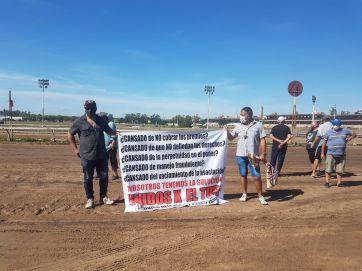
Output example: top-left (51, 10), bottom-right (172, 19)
top-left (101, 196), bottom-right (115, 205)
top-left (85, 198), bottom-right (94, 209)
top-left (239, 194), bottom-right (248, 202)
top-left (324, 183), bottom-right (330, 188)
top-left (337, 183), bottom-right (345, 187)
top-left (259, 196), bottom-right (268, 205)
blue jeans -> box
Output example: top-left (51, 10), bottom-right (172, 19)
top-left (81, 158), bottom-right (108, 199)
top-left (270, 145), bottom-right (288, 173)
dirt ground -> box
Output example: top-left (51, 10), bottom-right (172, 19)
top-left (0, 143), bottom-right (361, 271)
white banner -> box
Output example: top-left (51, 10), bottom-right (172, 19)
top-left (118, 130), bottom-right (228, 212)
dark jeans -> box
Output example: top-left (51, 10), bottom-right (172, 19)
top-left (270, 145), bottom-right (288, 173)
top-left (81, 157), bottom-right (108, 199)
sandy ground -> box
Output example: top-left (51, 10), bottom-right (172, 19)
top-left (0, 143), bottom-right (361, 271)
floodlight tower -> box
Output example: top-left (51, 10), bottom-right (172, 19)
top-left (38, 79), bottom-right (49, 127)
top-left (312, 95), bottom-right (316, 122)
top-left (204, 85), bottom-right (215, 130)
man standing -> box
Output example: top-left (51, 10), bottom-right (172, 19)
top-left (104, 114), bottom-right (120, 180)
top-left (306, 121), bottom-right (320, 176)
top-left (269, 116), bottom-right (293, 179)
top-left (311, 116), bottom-right (333, 176)
top-left (68, 100), bottom-right (116, 209)
top-left (321, 119), bottom-right (356, 188)
top-left (225, 107), bottom-right (268, 205)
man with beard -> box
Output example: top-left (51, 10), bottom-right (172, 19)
top-left (68, 100), bottom-right (116, 209)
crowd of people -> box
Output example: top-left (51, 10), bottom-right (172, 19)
top-left (68, 100), bottom-right (357, 208)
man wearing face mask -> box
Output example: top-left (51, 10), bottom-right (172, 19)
top-left (68, 100), bottom-right (117, 209)
top-left (225, 107), bottom-right (268, 205)
top-left (321, 119), bottom-right (356, 188)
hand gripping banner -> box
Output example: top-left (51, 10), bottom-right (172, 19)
top-left (118, 130), bottom-right (228, 212)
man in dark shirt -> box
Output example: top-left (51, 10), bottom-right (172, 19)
top-left (269, 116), bottom-right (293, 179)
top-left (68, 100), bottom-right (117, 209)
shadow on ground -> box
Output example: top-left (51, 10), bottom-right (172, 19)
top-left (224, 189), bottom-right (304, 202)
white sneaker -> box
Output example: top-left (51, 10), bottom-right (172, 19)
top-left (101, 196), bottom-right (115, 205)
top-left (239, 194), bottom-right (247, 202)
top-left (259, 196), bottom-right (268, 205)
top-left (85, 198), bottom-right (94, 209)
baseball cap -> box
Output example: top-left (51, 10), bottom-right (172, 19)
top-left (84, 100), bottom-right (97, 110)
top-left (332, 118), bottom-right (342, 126)
top-left (277, 116), bottom-right (286, 123)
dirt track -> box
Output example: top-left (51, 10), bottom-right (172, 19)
top-left (0, 143), bottom-right (361, 271)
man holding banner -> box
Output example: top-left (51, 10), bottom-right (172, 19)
top-left (225, 107), bottom-right (268, 205)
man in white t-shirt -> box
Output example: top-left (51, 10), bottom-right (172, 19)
top-left (311, 116), bottom-right (333, 177)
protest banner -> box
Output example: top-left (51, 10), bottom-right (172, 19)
top-left (118, 130), bottom-right (228, 212)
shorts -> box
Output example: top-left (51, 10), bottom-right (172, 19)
top-left (236, 156), bottom-right (261, 177)
top-left (325, 154), bottom-right (345, 174)
top-left (307, 148), bottom-right (316, 163)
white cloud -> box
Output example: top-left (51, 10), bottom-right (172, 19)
top-left (0, 72), bottom-right (38, 82)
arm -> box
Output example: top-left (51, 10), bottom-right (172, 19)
top-left (259, 137), bottom-right (267, 161)
top-left (224, 125), bottom-right (238, 141)
top-left (346, 132), bottom-right (357, 142)
top-left (269, 133), bottom-right (283, 144)
top-left (311, 133), bottom-right (321, 149)
top-left (67, 131), bottom-right (80, 158)
top-left (279, 133), bottom-right (294, 147)
top-left (321, 140), bottom-right (327, 160)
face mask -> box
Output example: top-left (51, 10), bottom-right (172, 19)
top-left (85, 109), bottom-right (96, 117)
top-left (240, 116), bottom-right (248, 124)
top-left (333, 125), bottom-right (341, 131)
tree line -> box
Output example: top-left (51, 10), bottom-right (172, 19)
top-left (1, 109), bottom-right (228, 128)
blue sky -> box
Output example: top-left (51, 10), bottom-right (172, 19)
top-left (0, 0), bottom-right (361, 118)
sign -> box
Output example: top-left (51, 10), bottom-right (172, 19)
top-left (118, 130), bottom-right (228, 212)
top-left (288, 80), bottom-right (303, 97)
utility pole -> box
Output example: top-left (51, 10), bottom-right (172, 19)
top-left (312, 95), bottom-right (316, 122)
top-left (8, 90), bottom-right (14, 140)
top-left (38, 79), bottom-right (49, 127)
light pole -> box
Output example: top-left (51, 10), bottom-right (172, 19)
top-left (204, 85), bottom-right (215, 130)
top-left (38, 79), bottom-right (49, 127)
top-left (312, 95), bottom-right (316, 122)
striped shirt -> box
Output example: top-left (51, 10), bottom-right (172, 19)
top-left (230, 120), bottom-right (266, 156)
top-left (324, 128), bottom-right (352, 157)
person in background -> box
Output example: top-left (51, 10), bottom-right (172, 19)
top-left (311, 116), bottom-right (333, 177)
top-left (321, 119), bottom-right (357, 188)
top-left (68, 100), bottom-right (116, 209)
top-left (105, 114), bottom-right (120, 180)
top-left (306, 121), bottom-right (320, 177)
top-left (225, 106), bottom-right (268, 205)
top-left (269, 116), bottom-right (293, 180)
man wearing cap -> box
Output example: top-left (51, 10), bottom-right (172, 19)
top-left (225, 106), bottom-right (268, 205)
top-left (269, 116), bottom-right (293, 179)
top-left (321, 119), bottom-right (356, 188)
top-left (68, 100), bottom-right (117, 209)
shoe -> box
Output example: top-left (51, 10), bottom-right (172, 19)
top-left (324, 183), bottom-right (330, 188)
top-left (259, 196), bottom-right (268, 205)
top-left (112, 176), bottom-right (119, 180)
top-left (101, 196), bottom-right (115, 205)
top-left (239, 194), bottom-right (247, 202)
top-left (337, 183), bottom-right (345, 187)
top-left (85, 198), bottom-right (94, 209)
